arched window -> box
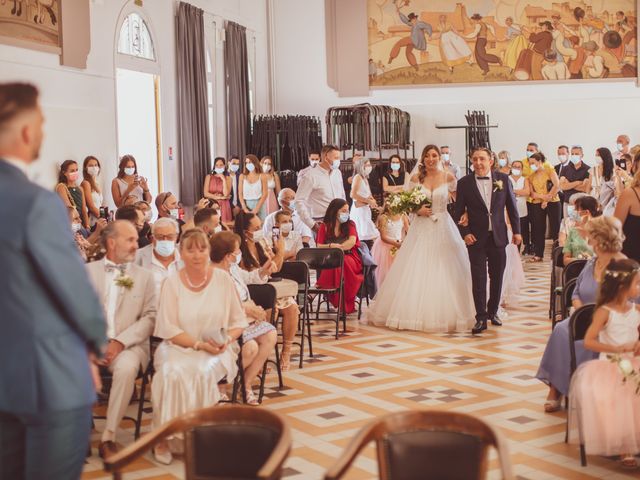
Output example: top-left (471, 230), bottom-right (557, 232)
top-left (117, 12), bottom-right (155, 61)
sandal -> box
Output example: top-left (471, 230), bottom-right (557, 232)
top-left (544, 398), bottom-right (562, 413)
top-left (528, 257), bottom-right (543, 263)
top-left (621, 455), bottom-right (638, 469)
top-left (280, 341), bottom-right (292, 372)
top-left (245, 388), bottom-right (260, 406)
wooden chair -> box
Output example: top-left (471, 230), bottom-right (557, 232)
top-left (103, 405), bottom-right (292, 480)
top-left (565, 303), bottom-right (595, 467)
top-left (325, 410), bottom-right (514, 480)
top-left (549, 243), bottom-right (563, 319)
top-left (296, 248), bottom-right (346, 339)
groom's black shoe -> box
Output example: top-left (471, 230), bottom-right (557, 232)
top-left (472, 320), bottom-right (487, 334)
top-left (490, 315), bottom-right (503, 327)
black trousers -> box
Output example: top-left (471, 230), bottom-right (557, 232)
top-left (0, 406), bottom-right (92, 480)
top-left (519, 215), bottom-right (530, 252)
top-left (468, 235), bottom-right (507, 322)
top-left (529, 201), bottom-right (562, 258)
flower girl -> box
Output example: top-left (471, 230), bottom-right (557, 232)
top-left (568, 258), bottom-right (640, 468)
top-left (371, 203), bottom-right (409, 288)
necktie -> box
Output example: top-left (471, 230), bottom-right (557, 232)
top-left (476, 176), bottom-right (490, 180)
top-left (105, 263), bottom-right (126, 275)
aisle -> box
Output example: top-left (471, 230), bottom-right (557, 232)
top-left (83, 251), bottom-right (640, 480)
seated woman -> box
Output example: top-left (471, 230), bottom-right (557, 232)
top-left (536, 216), bottom-right (627, 412)
top-left (563, 195), bottom-right (599, 266)
top-left (210, 231), bottom-right (278, 405)
top-left (67, 207), bottom-right (104, 261)
top-left (558, 193), bottom-right (587, 248)
top-left (316, 198), bottom-right (364, 315)
top-left (234, 211), bottom-right (300, 371)
top-left (151, 229), bottom-right (247, 464)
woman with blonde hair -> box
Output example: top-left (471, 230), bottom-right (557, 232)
top-left (260, 156), bottom-right (281, 215)
top-left (350, 157), bottom-right (379, 243)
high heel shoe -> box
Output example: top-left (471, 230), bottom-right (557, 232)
top-left (153, 444), bottom-right (173, 465)
top-left (280, 340), bottom-right (292, 372)
top-left (245, 387), bottom-right (260, 406)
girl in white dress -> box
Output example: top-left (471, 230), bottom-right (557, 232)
top-left (350, 157), bottom-right (379, 242)
top-left (368, 145), bottom-right (476, 332)
top-left (371, 203), bottom-right (409, 288)
top-left (152, 230), bottom-right (247, 464)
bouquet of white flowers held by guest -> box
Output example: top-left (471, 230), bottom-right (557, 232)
top-left (388, 187), bottom-right (436, 221)
top-left (608, 354), bottom-right (640, 394)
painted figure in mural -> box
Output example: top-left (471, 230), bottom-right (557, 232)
top-left (388, 6), bottom-right (433, 70)
top-left (502, 16), bottom-right (527, 73)
top-left (465, 14), bottom-right (502, 76)
top-left (529, 21), bottom-right (554, 80)
top-left (436, 14), bottom-right (472, 73)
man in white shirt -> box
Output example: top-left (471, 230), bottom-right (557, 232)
top-left (263, 188), bottom-right (313, 245)
top-left (86, 221), bottom-right (156, 459)
top-left (135, 217), bottom-right (183, 295)
top-left (296, 150), bottom-right (321, 186)
top-left (295, 144), bottom-right (346, 230)
top-left (441, 145), bottom-right (461, 179)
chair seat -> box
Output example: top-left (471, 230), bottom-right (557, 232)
top-left (309, 286), bottom-right (340, 294)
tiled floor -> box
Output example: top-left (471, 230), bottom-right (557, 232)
top-left (83, 253), bottom-right (640, 480)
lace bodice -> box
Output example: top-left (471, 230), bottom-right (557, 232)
top-left (384, 217), bottom-right (404, 241)
top-left (409, 180), bottom-right (456, 215)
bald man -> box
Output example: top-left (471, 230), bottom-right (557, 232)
top-left (86, 221), bottom-right (156, 459)
top-left (263, 187), bottom-right (313, 245)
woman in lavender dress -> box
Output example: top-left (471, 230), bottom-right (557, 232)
top-left (536, 216), bottom-right (627, 412)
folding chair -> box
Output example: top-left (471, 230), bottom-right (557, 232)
top-left (279, 261), bottom-right (312, 368)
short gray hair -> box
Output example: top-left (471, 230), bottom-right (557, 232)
top-left (100, 220), bottom-right (132, 249)
top-left (278, 187), bottom-right (295, 203)
top-left (353, 156), bottom-right (371, 179)
top-left (152, 217), bottom-right (179, 235)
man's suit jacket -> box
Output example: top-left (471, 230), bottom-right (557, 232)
top-left (0, 160), bottom-right (107, 415)
top-left (454, 171), bottom-right (520, 248)
top-left (85, 261), bottom-right (156, 363)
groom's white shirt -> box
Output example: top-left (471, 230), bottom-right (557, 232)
top-left (475, 174), bottom-right (493, 230)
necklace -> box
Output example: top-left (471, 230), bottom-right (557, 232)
top-left (185, 268), bottom-right (209, 289)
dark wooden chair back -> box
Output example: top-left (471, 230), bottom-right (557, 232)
top-left (569, 304), bottom-right (596, 375)
top-left (561, 277), bottom-right (578, 319)
top-left (104, 405), bottom-right (292, 480)
top-left (296, 247), bottom-right (344, 273)
top-left (562, 259), bottom-right (587, 287)
top-left (324, 410), bottom-right (513, 480)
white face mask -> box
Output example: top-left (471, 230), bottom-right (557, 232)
top-left (530, 164), bottom-right (539, 173)
top-left (617, 143), bottom-right (624, 152)
top-left (251, 229), bottom-right (264, 242)
top-left (558, 154), bottom-right (568, 164)
top-left (245, 163), bottom-right (255, 172)
top-left (280, 222), bottom-right (292, 234)
top-left (390, 163), bottom-right (401, 171)
top-left (124, 167), bottom-right (135, 176)
top-left (441, 153), bottom-right (450, 162)
top-left (338, 212), bottom-right (349, 223)
top-left (331, 159), bottom-right (341, 170)
top-left (154, 240), bottom-right (175, 258)
top-left (511, 168), bottom-right (522, 176)
top-left (87, 166), bottom-right (100, 177)
top-left (234, 252), bottom-right (242, 264)
top-left (214, 167), bottom-right (225, 174)
top-left (364, 165), bottom-right (373, 176)
top-left (229, 164), bottom-right (240, 173)
top-left (143, 211), bottom-right (152, 222)
top-left (595, 156), bottom-right (603, 165)
top-left (310, 159), bottom-right (319, 167)
top-left (498, 158), bottom-right (508, 168)
top-left (71, 222), bottom-right (82, 233)
top-left (169, 209), bottom-right (179, 219)
top-left (262, 164), bottom-right (272, 173)
top-left (214, 225), bottom-right (223, 234)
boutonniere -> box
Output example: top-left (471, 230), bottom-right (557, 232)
top-left (493, 180), bottom-right (504, 192)
top-left (115, 274), bottom-right (134, 290)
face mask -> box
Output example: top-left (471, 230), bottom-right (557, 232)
top-left (390, 163), bottom-right (401, 171)
top-left (124, 167), bottom-right (135, 176)
top-left (617, 143), bottom-right (624, 152)
top-left (567, 205), bottom-right (576, 216)
top-left (570, 155), bottom-right (581, 165)
top-left (214, 225), bottom-right (223, 234)
top-left (441, 153), bottom-right (450, 162)
top-left (71, 222), bottom-right (82, 233)
top-left (331, 159), bottom-right (341, 170)
top-left (234, 252), bottom-right (242, 265)
top-left (280, 222), bottom-right (292, 234)
top-left (595, 156), bottom-right (603, 165)
top-left (67, 171), bottom-right (79, 183)
top-left (214, 167), bottom-right (225, 174)
top-left (511, 168), bottom-right (522, 176)
top-left (338, 212), bottom-right (349, 224)
top-left (245, 163), bottom-right (255, 172)
top-left (558, 155), bottom-right (568, 164)
top-left (569, 210), bottom-right (581, 221)
top-left (143, 211), bottom-right (152, 222)
top-left (262, 164), bottom-right (272, 173)
top-left (498, 158), bottom-right (507, 168)
top-left (310, 159), bottom-right (319, 167)
top-left (526, 151), bottom-right (534, 158)
top-left (530, 164), bottom-right (539, 173)
top-left (154, 240), bottom-right (175, 257)
top-left (87, 166), bottom-right (100, 176)
top-left (364, 166), bottom-right (373, 175)
top-left (251, 229), bottom-right (264, 242)
top-left (169, 209), bottom-right (179, 219)
top-left (229, 164), bottom-right (240, 173)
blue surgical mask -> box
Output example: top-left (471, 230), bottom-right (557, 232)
top-left (390, 163), bottom-right (401, 171)
top-left (570, 210), bottom-right (581, 221)
top-left (169, 209), bottom-right (179, 220)
top-left (530, 164), bottom-right (539, 173)
top-left (511, 168), bottom-right (522, 176)
top-left (229, 164), bottom-right (240, 173)
top-left (526, 151), bottom-right (534, 159)
top-left (567, 205), bottom-right (576, 216)
top-left (124, 167), bottom-right (135, 176)
top-left (214, 167), bottom-right (225, 174)
top-left (234, 252), bottom-right (242, 264)
top-left (498, 158), bottom-right (507, 168)
top-left (617, 143), bottom-right (624, 152)
top-left (251, 229), bottom-right (264, 242)
top-left (332, 159), bottom-right (341, 170)
top-left (441, 153), bottom-right (450, 162)
top-left (155, 240), bottom-right (175, 258)
top-left (246, 163), bottom-right (255, 172)
top-left (558, 155), bottom-right (568, 164)
top-left (338, 212), bottom-right (349, 224)
top-left (570, 155), bottom-right (581, 165)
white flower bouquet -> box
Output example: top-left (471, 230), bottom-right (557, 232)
top-left (388, 187), bottom-right (434, 220)
top-left (608, 354), bottom-right (640, 394)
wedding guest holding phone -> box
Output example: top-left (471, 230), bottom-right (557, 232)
top-left (111, 154), bottom-right (152, 207)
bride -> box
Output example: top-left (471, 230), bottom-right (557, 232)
top-left (367, 145), bottom-right (476, 332)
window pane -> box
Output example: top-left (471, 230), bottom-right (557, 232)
top-left (208, 106), bottom-right (215, 161)
top-left (118, 13), bottom-right (155, 61)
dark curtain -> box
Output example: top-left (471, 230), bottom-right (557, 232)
top-left (175, 2), bottom-right (210, 206)
top-left (224, 21), bottom-right (250, 160)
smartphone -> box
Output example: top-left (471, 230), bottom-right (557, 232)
top-left (272, 227), bottom-right (280, 239)
top-left (99, 207), bottom-right (109, 221)
top-left (616, 159), bottom-right (627, 170)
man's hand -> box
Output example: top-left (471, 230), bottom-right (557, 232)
top-left (95, 218), bottom-right (107, 232)
top-left (464, 234), bottom-right (477, 246)
top-left (197, 198), bottom-right (209, 211)
top-left (458, 212), bottom-right (469, 227)
top-left (512, 234), bottom-right (523, 246)
top-left (101, 339), bottom-right (124, 366)
top-left (88, 353), bottom-right (102, 393)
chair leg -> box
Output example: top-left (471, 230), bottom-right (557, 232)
top-left (579, 444), bottom-right (587, 467)
top-left (134, 374), bottom-right (148, 440)
top-left (273, 343), bottom-right (284, 389)
top-left (258, 362), bottom-right (268, 404)
top-left (306, 305), bottom-right (314, 357)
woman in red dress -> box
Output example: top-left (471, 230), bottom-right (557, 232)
top-left (316, 199), bottom-right (364, 314)
top-left (203, 157), bottom-right (233, 223)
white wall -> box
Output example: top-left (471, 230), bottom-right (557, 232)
top-left (0, 0), bottom-right (269, 204)
top-left (271, 0), bottom-right (640, 168)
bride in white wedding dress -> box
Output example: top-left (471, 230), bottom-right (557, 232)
top-left (367, 145), bottom-right (476, 332)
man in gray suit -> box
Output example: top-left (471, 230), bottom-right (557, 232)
top-left (85, 220), bottom-right (156, 459)
top-left (0, 83), bottom-right (107, 479)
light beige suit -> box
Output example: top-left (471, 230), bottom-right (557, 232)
top-left (86, 260), bottom-right (156, 442)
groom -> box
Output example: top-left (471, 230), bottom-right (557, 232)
top-left (454, 147), bottom-right (522, 334)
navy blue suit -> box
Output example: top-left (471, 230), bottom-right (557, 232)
top-left (454, 171), bottom-right (520, 323)
top-left (0, 160), bottom-right (107, 479)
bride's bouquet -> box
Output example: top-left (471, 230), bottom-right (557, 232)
top-left (388, 187), bottom-right (435, 221)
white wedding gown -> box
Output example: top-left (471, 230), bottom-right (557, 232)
top-left (367, 180), bottom-right (476, 332)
